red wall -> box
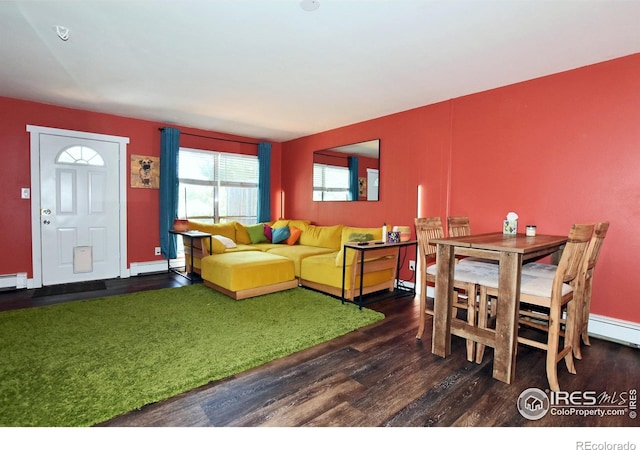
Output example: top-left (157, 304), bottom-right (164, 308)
top-left (2, 53), bottom-right (638, 324)
top-left (0, 97), bottom-right (281, 278)
top-left (281, 54), bottom-right (640, 324)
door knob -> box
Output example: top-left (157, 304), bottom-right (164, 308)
top-left (42, 208), bottom-right (52, 215)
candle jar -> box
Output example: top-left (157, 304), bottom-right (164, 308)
top-left (526, 225), bottom-right (537, 237)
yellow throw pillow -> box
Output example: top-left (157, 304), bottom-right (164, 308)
top-left (234, 222), bottom-right (251, 245)
top-left (209, 237), bottom-right (227, 254)
top-left (287, 219), bottom-right (311, 230)
top-left (213, 235), bottom-right (237, 249)
top-left (271, 219), bottom-right (290, 229)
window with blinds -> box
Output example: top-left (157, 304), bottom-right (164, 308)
top-left (313, 163), bottom-right (350, 201)
top-left (178, 148), bottom-right (259, 224)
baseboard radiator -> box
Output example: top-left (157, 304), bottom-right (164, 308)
top-left (129, 259), bottom-right (185, 276)
top-left (0, 273), bottom-right (28, 290)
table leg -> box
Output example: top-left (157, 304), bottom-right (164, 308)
top-left (492, 251), bottom-right (522, 383)
top-left (358, 249), bottom-right (365, 309)
top-left (432, 243), bottom-right (455, 357)
top-left (189, 236), bottom-right (195, 283)
top-left (341, 246), bottom-right (347, 304)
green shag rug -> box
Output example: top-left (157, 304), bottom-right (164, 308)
top-left (0, 285), bottom-right (384, 427)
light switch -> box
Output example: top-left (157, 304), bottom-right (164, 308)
top-left (21, 188), bottom-right (30, 199)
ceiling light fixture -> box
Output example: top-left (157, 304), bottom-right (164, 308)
top-left (300, 0), bottom-right (320, 12)
top-left (55, 25), bottom-right (70, 41)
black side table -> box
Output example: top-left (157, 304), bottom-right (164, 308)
top-left (168, 229), bottom-right (213, 283)
top-left (341, 240), bottom-right (417, 309)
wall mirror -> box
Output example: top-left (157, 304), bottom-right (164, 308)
top-left (312, 139), bottom-right (380, 201)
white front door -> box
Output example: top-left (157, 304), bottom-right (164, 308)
top-left (39, 134), bottom-right (121, 285)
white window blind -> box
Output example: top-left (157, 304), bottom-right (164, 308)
top-left (178, 148), bottom-right (258, 224)
top-left (313, 163), bottom-right (349, 201)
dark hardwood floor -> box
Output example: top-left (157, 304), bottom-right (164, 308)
top-left (1, 272), bottom-right (638, 429)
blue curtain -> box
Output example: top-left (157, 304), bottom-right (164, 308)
top-left (257, 142), bottom-right (271, 223)
top-left (348, 156), bottom-right (359, 201)
top-left (159, 127), bottom-right (180, 259)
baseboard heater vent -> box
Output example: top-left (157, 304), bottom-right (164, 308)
top-left (0, 273), bottom-right (28, 290)
top-left (130, 260), bottom-right (179, 276)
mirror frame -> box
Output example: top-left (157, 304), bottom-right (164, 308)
top-left (312, 139), bottom-right (380, 202)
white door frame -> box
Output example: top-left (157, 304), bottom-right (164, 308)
top-left (27, 125), bottom-right (130, 288)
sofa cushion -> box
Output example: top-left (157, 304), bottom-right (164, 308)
top-left (348, 233), bottom-right (375, 242)
top-left (272, 226), bottom-right (291, 244)
top-left (213, 234), bottom-right (236, 249)
top-left (246, 223), bottom-right (269, 244)
top-left (263, 223), bottom-right (273, 242)
top-left (227, 244), bottom-right (262, 253)
top-left (286, 226), bottom-right (302, 245)
top-left (211, 234), bottom-right (237, 253)
top-left (271, 219), bottom-right (290, 229)
top-left (187, 220), bottom-right (238, 252)
top-left (266, 245), bottom-right (336, 278)
top-left (188, 244), bottom-right (260, 270)
top-left (301, 252), bottom-right (395, 290)
top-left (210, 236), bottom-right (227, 254)
top-left (201, 252), bottom-right (295, 293)
top-left (234, 222), bottom-right (252, 245)
top-left (188, 221), bottom-right (236, 240)
top-left (299, 224), bottom-right (343, 249)
top-left (271, 219), bottom-right (311, 230)
top-left (336, 226), bottom-right (384, 267)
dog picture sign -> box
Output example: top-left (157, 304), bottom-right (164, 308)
top-left (130, 154), bottom-right (160, 189)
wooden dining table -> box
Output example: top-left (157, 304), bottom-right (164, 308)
top-left (430, 232), bottom-right (568, 384)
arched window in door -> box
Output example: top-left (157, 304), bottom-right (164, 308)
top-left (56, 146), bottom-right (105, 166)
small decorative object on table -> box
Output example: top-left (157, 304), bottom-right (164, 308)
top-left (393, 225), bottom-right (412, 242)
top-left (526, 225), bottom-right (537, 236)
top-left (387, 231), bottom-right (401, 243)
top-left (503, 211), bottom-right (518, 235)
top-left (173, 219), bottom-right (189, 231)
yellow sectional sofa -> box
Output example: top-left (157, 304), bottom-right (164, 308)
top-left (182, 219), bottom-right (399, 301)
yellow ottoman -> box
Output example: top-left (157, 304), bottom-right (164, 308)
top-left (200, 251), bottom-right (298, 300)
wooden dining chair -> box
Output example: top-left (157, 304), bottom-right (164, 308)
top-left (447, 216), bottom-right (471, 237)
top-left (414, 217), bottom-right (451, 339)
top-left (519, 222), bottom-right (609, 360)
top-left (447, 214), bottom-right (500, 359)
top-left (448, 215), bottom-right (496, 269)
top-left (571, 221), bottom-right (609, 359)
top-left (477, 223), bottom-right (594, 391)
top-left (414, 217), bottom-right (489, 361)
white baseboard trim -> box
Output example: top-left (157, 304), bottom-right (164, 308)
top-left (414, 285), bottom-right (639, 348)
top-left (0, 272), bottom-right (27, 290)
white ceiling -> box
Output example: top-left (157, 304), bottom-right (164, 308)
top-left (2, 0), bottom-right (639, 142)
